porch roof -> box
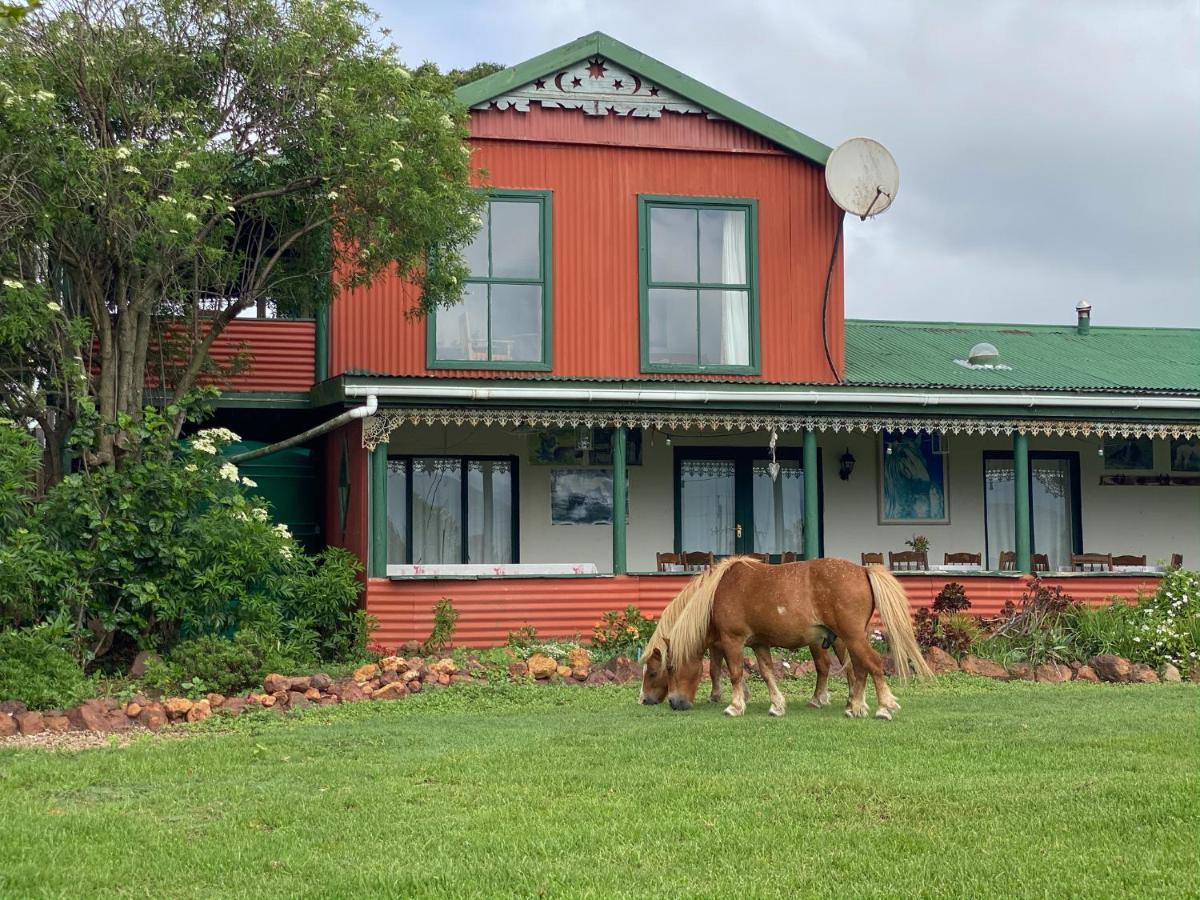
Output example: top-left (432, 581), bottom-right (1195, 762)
top-left (844, 320), bottom-right (1200, 395)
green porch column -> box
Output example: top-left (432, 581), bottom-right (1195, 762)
top-left (612, 425), bottom-right (628, 575)
top-left (1013, 430), bottom-right (1032, 573)
top-left (802, 428), bottom-right (820, 560)
top-left (368, 443), bottom-right (388, 577)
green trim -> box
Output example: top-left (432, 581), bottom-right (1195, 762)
top-left (637, 194), bottom-right (760, 375)
top-left (1012, 432), bottom-right (1031, 574)
top-left (368, 444), bottom-right (389, 577)
top-left (454, 32), bottom-right (832, 166)
top-left (802, 429), bottom-right (820, 560)
top-left (211, 391), bottom-right (312, 409)
top-left (427, 189), bottom-right (553, 372)
top-left (611, 425), bottom-right (628, 574)
top-left (315, 303), bottom-right (329, 383)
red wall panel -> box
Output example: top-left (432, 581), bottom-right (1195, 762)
top-left (203, 319), bottom-right (315, 393)
top-left (363, 573), bottom-right (1159, 650)
top-left (330, 108), bottom-right (843, 384)
top-left (323, 421), bottom-right (368, 579)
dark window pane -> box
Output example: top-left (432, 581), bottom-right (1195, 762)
top-left (467, 460), bottom-right (514, 564)
top-left (698, 289), bottom-right (749, 366)
top-left (489, 201), bottom-right (540, 279)
top-left (649, 206), bottom-right (698, 283)
top-left (386, 461), bottom-right (407, 565)
top-left (647, 288), bottom-right (698, 365)
top-left (489, 284), bottom-right (542, 362)
top-left (412, 458), bottom-right (461, 564)
top-left (435, 283), bottom-right (487, 361)
top-left (698, 209), bottom-right (747, 284)
top-left (462, 204), bottom-right (489, 277)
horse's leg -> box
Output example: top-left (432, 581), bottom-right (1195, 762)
top-left (721, 638), bottom-right (749, 718)
top-left (708, 645), bottom-right (724, 703)
top-left (843, 633), bottom-right (895, 720)
top-left (808, 643), bottom-right (831, 708)
top-left (752, 646), bottom-right (786, 717)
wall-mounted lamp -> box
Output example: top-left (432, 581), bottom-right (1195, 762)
top-left (1097, 443), bottom-right (1105, 457)
top-left (839, 448), bottom-right (856, 481)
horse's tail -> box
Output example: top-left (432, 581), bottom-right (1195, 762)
top-left (866, 565), bottom-right (933, 682)
top-left (669, 557), bottom-right (746, 666)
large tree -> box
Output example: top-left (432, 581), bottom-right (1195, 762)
top-left (0, 0), bottom-right (480, 478)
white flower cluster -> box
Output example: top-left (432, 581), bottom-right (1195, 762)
top-left (219, 462), bottom-right (240, 482)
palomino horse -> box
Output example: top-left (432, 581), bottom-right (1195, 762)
top-left (640, 566), bottom-right (850, 712)
top-left (644, 557), bottom-right (930, 720)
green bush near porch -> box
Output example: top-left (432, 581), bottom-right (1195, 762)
top-left (0, 677), bottom-right (1195, 897)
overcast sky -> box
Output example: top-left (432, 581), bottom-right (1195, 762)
top-left (376, 0), bottom-right (1200, 328)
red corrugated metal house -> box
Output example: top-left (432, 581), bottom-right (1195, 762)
top-left (206, 32), bottom-right (1200, 648)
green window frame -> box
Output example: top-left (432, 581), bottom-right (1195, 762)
top-left (637, 194), bottom-right (760, 375)
top-left (427, 189), bottom-right (553, 371)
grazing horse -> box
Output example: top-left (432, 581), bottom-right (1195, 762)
top-left (649, 556), bottom-right (930, 720)
top-left (639, 567), bottom-right (850, 711)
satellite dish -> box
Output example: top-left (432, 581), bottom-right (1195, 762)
top-left (825, 137), bottom-right (899, 219)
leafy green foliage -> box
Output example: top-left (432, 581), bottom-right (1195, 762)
top-left (1124, 568), bottom-right (1199, 674)
top-left (0, 411), bottom-right (364, 671)
top-left (423, 598), bottom-right (459, 655)
top-left (0, 0), bottom-right (482, 474)
top-left (142, 635), bottom-right (269, 697)
top-left (0, 620), bottom-right (94, 709)
top-left (972, 580), bottom-right (1079, 665)
top-left (445, 61), bottom-right (506, 87)
top-left (590, 605), bottom-right (657, 659)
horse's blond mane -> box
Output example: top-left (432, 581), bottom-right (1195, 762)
top-left (640, 556), bottom-right (753, 665)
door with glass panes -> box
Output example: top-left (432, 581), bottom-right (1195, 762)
top-left (673, 447), bottom-right (817, 558)
top-left (983, 451), bottom-right (1082, 570)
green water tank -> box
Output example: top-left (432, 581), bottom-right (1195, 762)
top-left (224, 441), bottom-right (322, 554)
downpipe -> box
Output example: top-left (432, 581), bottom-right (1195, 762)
top-left (225, 394), bottom-right (378, 464)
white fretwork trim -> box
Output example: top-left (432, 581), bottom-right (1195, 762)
top-left (361, 408), bottom-right (1199, 451)
top-left (474, 56), bottom-right (711, 119)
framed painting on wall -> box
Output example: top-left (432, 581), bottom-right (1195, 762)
top-left (1103, 436), bottom-right (1154, 470)
top-left (550, 468), bottom-right (630, 525)
top-left (1170, 437), bottom-right (1200, 472)
top-left (528, 428), bottom-right (584, 466)
top-left (878, 430), bottom-right (949, 524)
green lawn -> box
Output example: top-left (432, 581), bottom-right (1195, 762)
top-left (1, 677), bottom-right (1196, 898)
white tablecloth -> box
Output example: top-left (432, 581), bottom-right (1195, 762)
top-left (388, 563), bottom-right (600, 577)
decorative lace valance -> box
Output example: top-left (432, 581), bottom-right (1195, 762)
top-left (361, 408), bottom-right (1199, 451)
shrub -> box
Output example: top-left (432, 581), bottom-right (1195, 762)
top-left (591, 605), bottom-right (657, 659)
top-left (0, 621), bottom-right (95, 709)
top-left (1125, 568), bottom-right (1199, 675)
top-left (914, 583), bottom-right (979, 655)
top-left (973, 579), bottom-right (1080, 665)
top-left (424, 598), bottom-right (459, 655)
top-left (0, 410), bottom-right (364, 670)
top-left (154, 635), bottom-right (269, 697)
top-left (932, 582), bottom-right (971, 614)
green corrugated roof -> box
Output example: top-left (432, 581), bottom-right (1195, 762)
top-left (844, 320), bottom-right (1200, 394)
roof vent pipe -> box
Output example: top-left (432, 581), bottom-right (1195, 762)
top-left (1075, 300), bottom-right (1092, 336)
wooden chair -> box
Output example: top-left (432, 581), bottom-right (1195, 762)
top-left (1111, 554), bottom-right (1147, 567)
top-left (943, 552), bottom-right (982, 566)
top-left (888, 550), bottom-right (928, 571)
top-left (745, 552), bottom-right (769, 563)
top-left (655, 552), bottom-right (681, 572)
top-left (680, 551), bottom-right (715, 572)
top-left (1071, 553), bottom-right (1113, 572)
top-left (1170, 553), bottom-right (1183, 570)
top-left (861, 552), bottom-right (884, 566)
top-left (779, 551), bottom-right (798, 564)
top-left (1032, 553), bottom-right (1050, 573)
top-left (998, 551), bottom-right (1017, 571)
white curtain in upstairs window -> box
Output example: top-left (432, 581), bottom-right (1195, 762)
top-left (720, 212), bottom-right (748, 366)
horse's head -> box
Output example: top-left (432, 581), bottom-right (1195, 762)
top-left (665, 650), bottom-right (704, 711)
top-left (639, 646), bottom-right (668, 705)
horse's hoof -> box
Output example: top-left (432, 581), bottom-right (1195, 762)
top-left (807, 699), bottom-right (824, 709)
top-left (708, 693), bottom-right (722, 704)
top-left (723, 705), bottom-right (744, 717)
top-left (874, 707), bottom-right (893, 721)
top-left (768, 705), bottom-right (786, 718)
top-left (844, 707), bottom-right (869, 719)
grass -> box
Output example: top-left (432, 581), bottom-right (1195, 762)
top-left (1, 677), bottom-right (1196, 898)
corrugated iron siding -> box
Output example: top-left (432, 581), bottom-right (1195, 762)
top-left (205, 319), bottom-right (315, 392)
top-left (323, 421), bottom-right (368, 572)
top-left (331, 111), bottom-right (843, 383)
top-left (363, 573), bottom-right (1158, 649)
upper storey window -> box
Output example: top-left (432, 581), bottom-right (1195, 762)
top-left (430, 190), bottom-right (552, 370)
top-left (638, 195), bottom-right (759, 374)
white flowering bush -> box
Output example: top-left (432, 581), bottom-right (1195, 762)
top-left (1129, 569), bottom-right (1199, 675)
top-left (0, 412), bottom-right (365, 668)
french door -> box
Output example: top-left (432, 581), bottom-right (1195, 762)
top-left (983, 451), bottom-right (1082, 570)
top-left (673, 447), bottom-right (819, 557)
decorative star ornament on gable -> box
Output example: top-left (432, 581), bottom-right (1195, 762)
top-left (475, 56), bottom-right (713, 118)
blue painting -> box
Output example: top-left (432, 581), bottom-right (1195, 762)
top-left (879, 430), bottom-right (949, 524)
